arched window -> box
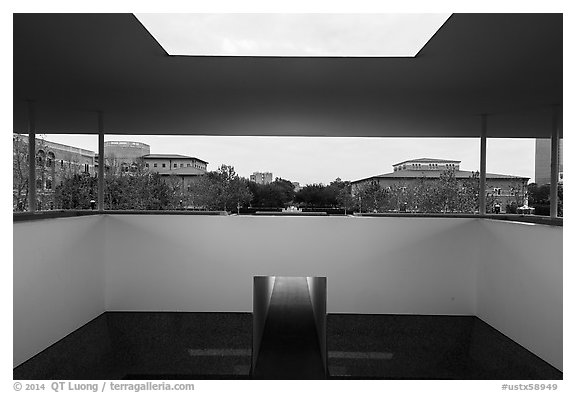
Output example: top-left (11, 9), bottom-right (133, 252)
top-left (36, 150), bottom-right (45, 165)
top-left (46, 152), bottom-right (55, 168)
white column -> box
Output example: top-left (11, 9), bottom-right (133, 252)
top-left (479, 114), bottom-right (487, 215)
top-left (550, 108), bottom-right (560, 218)
top-left (27, 101), bottom-right (36, 212)
top-left (98, 111), bottom-right (105, 211)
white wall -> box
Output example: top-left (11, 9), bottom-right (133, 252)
top-left (103, 215), bottom-right (479, 315)
top-left (13, 214), bottom-right (563, 372)
top-left (476, 219), bottom-right (563, 370)
top-left (13, 216), bottom-right (106, 367)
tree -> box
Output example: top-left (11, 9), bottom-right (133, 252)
top-left (353, 181), bottom-right (388, 213)
top-left (249, 177), bottom-right (295, 208)
top-left (457, 172), bottom-right (480, 213)
top-left (294, 184), bottom-right (329, 207)
top-left (55, 173), bottom-right (98, 209)
top-left (336, 185), bottom-right (355, 214)
top-left (189, 165), bottom-right (252, 212)
top-left (13, 134), bottom-right (53, 211)
top-left (528, 183), bottom-right (563, 217)
top-left (13, 134), bottom-right (30, 211)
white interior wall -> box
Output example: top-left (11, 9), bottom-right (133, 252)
top-left (13, 214), bottom-right (563, 372)
top-left (103, 215), bottom-right (479, 314)
top-left (13, 216), bottom-right (106, 367)
top-left (475, 219), bottom-right (563, 370)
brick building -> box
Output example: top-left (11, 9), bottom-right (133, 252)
top-left (142, 154), bottom-right (208, 173)
top-left (104, 141), bottom-right (150, 171)
top-left (351, 158), bottom-right (529, 213)
top-left (13, 134), bottom-right (97, 210)
top-left (250, 172), bottom-right (273, 184)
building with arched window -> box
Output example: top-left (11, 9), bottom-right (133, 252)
top-left (13, 134), bottom-right (96, 210)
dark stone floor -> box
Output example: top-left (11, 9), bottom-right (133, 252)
top-left (13, 312), bottom-right (562, 380)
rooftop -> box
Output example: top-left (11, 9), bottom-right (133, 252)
top-left (352, 170), bottom-right (530, 184)
top-left (142, 154), bottom-right (208, 163)
top-left (393, 158), bottom-right (461, 166)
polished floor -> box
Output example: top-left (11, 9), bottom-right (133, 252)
top-left (13, 312), bottom-right (562, 380)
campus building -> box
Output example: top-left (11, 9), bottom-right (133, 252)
top-left (104, 141), bottom-right (209, 187)
top-left (351, 158), bottom-right (529, 213)
top-left (104, 140), bottom-right (150, 164)
top-left (13, 134), bottom-right (97, 210)
top-left (142, 153), bottom-right (208, 173)
top-left (142, 153), bottom-right (209, 190)
top-left (250, 172), bottom-right (273, 184)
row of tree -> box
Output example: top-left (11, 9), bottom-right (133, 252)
top-left (527, 183), bottom-right (563, 216)
top-left (50, 166), bottom-right (540, 214)
top-left (14, 135), bottom-right (562, 214)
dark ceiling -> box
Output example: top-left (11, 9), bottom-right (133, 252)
top-left (13, 13), bottom-right (563, 138)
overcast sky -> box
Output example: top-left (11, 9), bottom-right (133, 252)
top-left (41, 134), bottom-right (536, 184)
top-left (135, 13), bottom-right (451, 57)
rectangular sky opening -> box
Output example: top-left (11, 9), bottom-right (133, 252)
top-left (135, 13), bottom-right (451, 57)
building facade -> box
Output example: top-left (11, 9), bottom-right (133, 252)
top-left (250, 172), bottom-right (273, 184)
top-left (14, 137), bottom-right (209, 210)
top-left (13, 134), bottom-right (97, 210)
top-left (141, 154), bottom-right (208, 173)
top-left (104, 141), bottom-right (150, 164)
top-left (352, 158), bottom-right (529, 213)
top-left (535, 139), bottom-right (563, 185)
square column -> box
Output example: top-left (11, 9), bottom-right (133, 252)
top-left (479, 114), bottom-right (487, 215)
top-left (27, 101), bottom-right (36, 212)
top-left (550, 108), bottom-right (560, 218)
top-left (98, 112), bottom-right (105, 211)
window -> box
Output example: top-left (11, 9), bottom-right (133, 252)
top-left (46, 179), bottom-right (52, 190)
top-left (146, 163), bottom-right (149, 168)
top-left (174, 163), bottom-right (177, 168)
top-left (154, 163), bottom-right (158, 168)
top-left (47, 152), bottom-right (55, 168)
top-left (60, 160), bottom-right (64, 168)
top-left (180, 163), bottom-right (184, 167)
top-left (187, 163), bottom-right (191, 167)
top-left (494, 188), bottom-right (501, 195)
top-left (162, 163), bottom-right (166, 168)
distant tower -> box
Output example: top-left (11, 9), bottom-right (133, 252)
top-left (250, 172), bottom-right (273, 185)
top-left (104, 141), bottom-right (150, 162)
top-left (535, 139), bottom-right (563, 185)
